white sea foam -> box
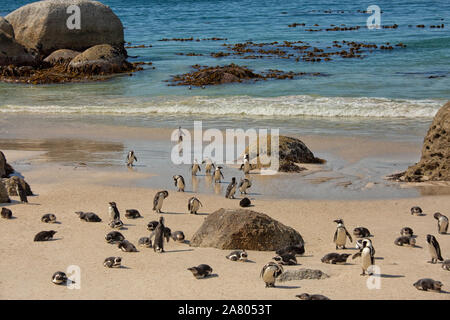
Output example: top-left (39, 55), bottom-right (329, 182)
top-left (0, 95), bottom-right (443, 118)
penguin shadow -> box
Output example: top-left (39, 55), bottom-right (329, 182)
top-left (182, 240), bottom-right (191, 245)
top-left (161, 211), bottom-right (185, 215)
top-left (123, 223), bottom-right (136, 227)
top-left (46, 221), bottom-right (62, 225)
top-left (117, 265), bottom-right (131, 270)
top-left (7, 199), bottom-right (40, 206)
top-left (48, 237), bottom-right (63, 241)
top-left (411, 245), bottom-right (423, 249)
top-left (199, 274), bottom-right (219, 280)
top-left (374, 257), bottom-right (384, 260)
top-left (274, 285), bottom-right (301, 289)
top-left (373, 273), bottom-right (405, 279)
top-left (193, 212), bottom-right (209, 216)
top-left (164, 249), bottom-right (195, 253)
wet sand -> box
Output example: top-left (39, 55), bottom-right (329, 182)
top-left (0, 149), bottom-right (449, 300)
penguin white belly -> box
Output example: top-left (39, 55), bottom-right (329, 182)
top-left (361, 250), bottom-right (372, 272)
top-left (244, 162), bottom-right (250, 173)
top-left (192, 201), bottom-right (199, 212)
top-left (428, 243), bottom-right (437, 258)
top-left (263, 269), bottom-right (275, 285)
top-left (156, 197), bottom-right (163, 211)
top-left (214, 171), bottom-right (220, 181)
top-left (192, 165), bottom-right (199, 175)
top-left (336, 228), bottom-right (347, 246)
top-left (178, 178), bottom-right (185, 189)
top-left (108, 207), bottom-right (115, 221)
top-left (439, 217), bottom-right (448, 233)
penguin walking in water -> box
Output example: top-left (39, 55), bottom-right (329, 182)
top-left (153, 190), bottom-right (169, 213)
top-left (191, 159), bottom-right (201, 176)
top-left (433, 212), bottom-right (448, 234)
top-left (52, 271), bottom-right (68, 285)
top-left (126, 150), bottom-right (137, 167)
top-left (352, 239), bottom-right (374, 276)
top-left (188, 197), bottom-right (203, 214)
top-left (225, 177), bottom-right (237, 199)
top-left (333, 219), bottom-right (352, 249)
top-left (202, 159), bottom-right (215, 174)
top-left (173, 175), bottom-right (185, 192)
top-left (427, 234), bottom-right (444, 264)
top-left (214, 166), bottom-right (224, 183)
top-left (150, 216), bottom-right (167, 253)
top-left (16, 183), bottom-right (28, 203)
top-left (239, 154), bottom-right (251, 174)
top-left (238, 178), bottom-right (252, 194)
top-left (261, 262), bottom-right (283, 288)
top-left (188, 264), bottom-right (213, 279)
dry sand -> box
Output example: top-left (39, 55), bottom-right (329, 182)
top-left (0, 150), bottom-right (449, 300)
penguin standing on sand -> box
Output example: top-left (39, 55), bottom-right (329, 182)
top-left (214, 166), bottom-right (224, 183)
top-left (352, 239), bottom-right (374, 276)
top-left (225, 177), bottom-right (237, 199)
top-left (333, 219), bottom-right (352, 249)
top-left (427, 234), bottom-right (444, 264)
top-left (261, 262), bottom-right (283, 288)
top-left (108, 202), bottom-right (121, 222)
top-left (16, 183), bottom-right (28, 203)
top-left (173, 175), bottom-right (185, 192)
top-left (126, 150), bottom-right (137, 167)
top-left (151, 216), bottom-right (167, 253)
top-left (153, 190), bottom-right (169, 213)
top-left (191, 159), bottom-right (201, 176)
top-left (188, 197), bottom-right (202, 214)
top-left (433, 212), bottom-right (448, 234)
top-left (239, 154), bottom-right (251, 174)
top-left (238, 178), bottom-right (252, 194)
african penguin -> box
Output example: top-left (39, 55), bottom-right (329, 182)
top-left (239, 197), bottom-right (251, 207)
top-left (226, 250), bottom-right (248, 262)
top-left (151, 216), bottom-right (167, 253)
top-left (411, 206), bottom-right (423, 216)
top-left (138, 237), bottom-right (152, 248)
top-left (321, 253), bottom-right (351, 264)
top-left (173, 175), bottom-right (185, 192)
top-left (41, 214), bottom-right (57, 223)
top-left (260, 262), bottom-right (283, 288)
top-left (1, 208), bottom-right (12, 219)
top-left (400, 227), bottom-right (414, 237)
top-left (104, 257), bottom-right (122, 268)
top-left (276, 244), bottom-right (305, 256)
top-left (108, 202), bottom-right (121, 222)
top-left (433, 212), bottom-right (448, 234)
top-left (191, 159), bottom-right (201, 176)
top-left (442, 260), bottom-right (450, 271)
top-left (413, 278), bottom-right (443, 292)
top-left (355, 238), bottom-right (376, 257)
top-left (105, 231), bottom-right (125, 244)
top-left (352, 239), bottom-right (375, 276)
top-left (273, 253), bottom-right (297, 265)
top-left (125, 209), bottom-right (141, 219)
top-left (238, 178), bottom-right (252, 194)
top-left (225, 177), bottom-right (237, 199)
top-left (239, 154), bottom-right (251, 174)
top-left (188, 264), bottom-right (213, 279)
top-left (147, 220), bottom-right (159, 231)
top-left (75, 211), bottom-right (102, 222)
top-left (353, 227), bottom-right (371, 238)
top-left (171, 231), bottom-right (185, 243)
top-left (109, 219), bottom-right (124, 229)
top-left (153, 190), bottom-right (169, 213)
top-left (188, 197), bottom-right (202, 214)
top-left (333, 219), bottom-right (352, 249)
top-left (296, 293), bottom-right (330, 300)
top-left (427, 234), bottom-right (444, 264)
top-left (118, 240), bottom-right (138, 252)
top-left (202, 159), bottom-right (215, 174)
top-left (52, 271), bottom-right (68, 285)
top-left (34, 230), bottom-right (57, 242)
top-left (394, 236), bottom-right (416, 247)
top-left (126, 150), bottom-right (137, 167)
top-left (214, 166), bottom-right (224, 183)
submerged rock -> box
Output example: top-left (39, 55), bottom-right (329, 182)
top-left (190, 208), bottom-right (304, 251)
top-left (393, 101), bottom-right (450, 182)
top-left (5, 0), bottom-right (125, 56)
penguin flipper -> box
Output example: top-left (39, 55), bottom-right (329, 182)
top-left (333, 230), bottom-right (337, 243)
top-left (352, 252), bottom-right (361, 259)
top-left (345, 228), bottom-right (353, 242)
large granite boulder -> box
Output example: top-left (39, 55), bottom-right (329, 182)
top-left (0, 181), bottom-right (10, 203)
top-left (0, 151), bottom-right (15, 178)
top-left (396, 102), bottom-right (449, 182)
top-left (0, 17), bottom-right (14, 38)
top-left (2, 176), bottom-right (33, 196)
top-left (44, 49), bottom-right (80, 65)
top-left (68, 44), bottom-right (130, 74)
top-left (5, 0), bottom-right (125, 56)
top-left (0, 31), bottom-right (37, 66)
top-left (190, 208), bottom-right (304, 251)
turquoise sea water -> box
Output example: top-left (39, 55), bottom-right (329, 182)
top-left (0, 0), bottom-right (449, 138)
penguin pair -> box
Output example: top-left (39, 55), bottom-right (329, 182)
top-left (226, 250), bottom-right (248, 262)
top-left (202, 159), bottom-right (215, 174)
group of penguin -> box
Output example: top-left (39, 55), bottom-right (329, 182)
top-left (2, 149), bottom-right (448, 299)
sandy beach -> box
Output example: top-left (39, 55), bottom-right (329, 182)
top-left (1, 135), bottom-right (449, 300)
